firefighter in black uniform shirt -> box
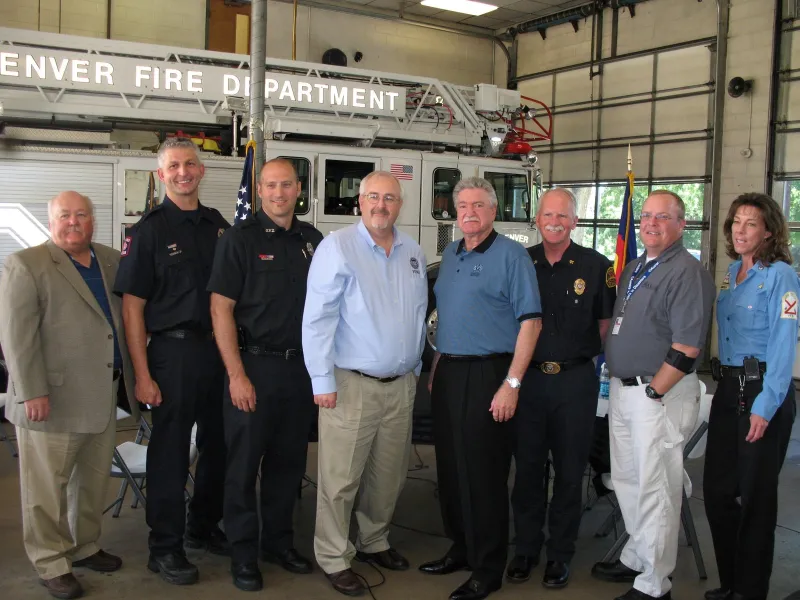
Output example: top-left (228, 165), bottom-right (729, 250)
top-left (508, 188), bottom-right (616, 588)
top-left (207, 158), bottom-right (323, 592)
top-left (114, 137), bottom-right (229, 586)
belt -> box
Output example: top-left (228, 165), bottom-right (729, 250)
top-left (350, 369), bottom-right (401, 384)
top-left (619, 375), bottom-right (654, 387)
top-left (720, 362), bottom-right (766, 378)
top-left (244, 345), bottom-right (302, 359)
top-left (154, 329), bottom-right (214, 341)
top-left (113, 369), bottom-right (122, 381)
top-left (531, 358), bottom-right (591, 375)
top-left (440, 353), bottom-right (512, 362)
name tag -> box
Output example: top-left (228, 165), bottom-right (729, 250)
top-left (612, 316), bottom-right (623, 335)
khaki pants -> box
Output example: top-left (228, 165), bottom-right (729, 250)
top-left (314, 368), bottom-right (416, 574)
top-left (17, 387), bottom-right (117, 580)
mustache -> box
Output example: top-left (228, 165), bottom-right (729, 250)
top-left (462, 216), bottom-right (480, 223)
top-left (371, 208), bottom-right (389, 217)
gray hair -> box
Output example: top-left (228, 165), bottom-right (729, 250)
top-left (538, 187), bottom-right (578, 218)
top-left (47, 191), bottom-right (94, 221)
top-left (453, 177), bottom-right (498, 207)
top-left (359, 170), bottom-right (403, 199)
top-left (157, 137), bottom-right (202, 168)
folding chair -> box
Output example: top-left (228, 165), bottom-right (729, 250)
top-left (0, 360), bottom-right (19, 458)
top-left (596, 381), bottom-right (712, 580)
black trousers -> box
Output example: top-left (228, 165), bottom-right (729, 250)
top-left (510, 361), bottom-right (598, 562)
top-left (703, 377), bottom-right (796, 599)
top-left (146, 335), bottom-right (226, 555)
top-left (432, 355), bottom-right (513, 584)
top-left (223, 352), bottom-right (315, 565)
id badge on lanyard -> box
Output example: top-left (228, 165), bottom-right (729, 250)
top-left (611, 259), bottom-right (660, 335)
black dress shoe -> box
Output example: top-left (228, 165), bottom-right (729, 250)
top-left (419, 555), bottom-right (470, 575)
top-left (506, 555), bottom-right (538, 583)
top-left (591, 559), bottom-right (641, 583)
top-left (260, 548), bottom-right (312, 574)
top-left (356, 548), bottom-right (409, 571)
top-left (231, 562), bottom-right (263, 592)
top-left (615, 588), bottom-right (671, 600)
top-left (449, 577), bottom-right (502, 600)
top-left (147, 552), bottom-right (199, 585)
top-left (185, 525), bottom-right (230, 556)
top-left (325, 569), bottom-right (365, 597)
top-left (705, 588), bottom-right (731, 600)
top-left (542, 560), bottom-right (570, 588)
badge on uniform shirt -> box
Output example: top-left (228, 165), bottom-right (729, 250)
top-left (121, 236), bottom-right (132, 257)
top-left (574, 278), bottom-right (586, 295)
top-left (569, 259), bottom-right (575, 265)
top-left (606, 266), bottom-right (615, 289)
top-left (218, 228), bottom-right (224, 238)
top-left (782, 291), bottom-right (798, 320)
top-left (720, 272), bottom-right (730, 291)
top-left (258, 254), bottom-right (274, 261)
top-left (306, 242), bottom-right (315, 257)
top-left (612, 316), bottom-right (623, 335)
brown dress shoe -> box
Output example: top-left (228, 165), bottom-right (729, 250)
top-left (325, 569), bottom-right (365, 596)
top-left (39, 573), bottom-right (83, 599)
top-left (73, 549), bottom-right (123, 572)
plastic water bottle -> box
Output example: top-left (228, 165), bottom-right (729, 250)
top-left (599, 362), bottom-right (610, 400)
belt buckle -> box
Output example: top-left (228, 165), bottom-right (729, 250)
top-left (541, 361), bottom-right (561, 375)
top-left (285, 349), bottom-right (296, 359)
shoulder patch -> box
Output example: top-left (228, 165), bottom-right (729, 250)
top-left (781, 291), bottom-right (798, 320)
top-left (605, 266), bottom-right (616, 289)
top-left (121, 236), bottom-right (132, 257)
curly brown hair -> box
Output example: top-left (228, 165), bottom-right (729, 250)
top-left (723, 193), bottom-right (792, 265)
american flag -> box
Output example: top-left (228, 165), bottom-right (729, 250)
top-left (235, 140), bottom-right (256, 223)
top-left (390, 163), bottom-right (414, 180)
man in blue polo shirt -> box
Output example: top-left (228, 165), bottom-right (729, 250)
top-left (419, 177), bottom-right (542, 600)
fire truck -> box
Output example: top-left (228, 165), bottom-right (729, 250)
top-left (0, 27), bottom-right (553, 419)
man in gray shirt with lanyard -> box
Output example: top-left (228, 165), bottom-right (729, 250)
top-left (591, 190), bottom-right (715, 600)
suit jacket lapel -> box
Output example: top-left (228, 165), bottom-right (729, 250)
top-left (47, 241), bottom-right (106, 321)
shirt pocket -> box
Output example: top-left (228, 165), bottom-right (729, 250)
top-left (253, 260), bottom-right (287, 297)
top-left (735, 290), bottom-right (768, 330)
top-left (157, 251), bottom-right (196, 297)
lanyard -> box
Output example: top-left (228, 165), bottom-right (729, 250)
top-left (621, 259), bottom-right (660, 314)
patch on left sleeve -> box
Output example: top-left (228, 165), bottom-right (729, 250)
top-left (781, 291), bottom-right (798, 320)
top-left (121, 236), bottom-right (132, 257)
top-left (606, 266), bottom-right (616, 289)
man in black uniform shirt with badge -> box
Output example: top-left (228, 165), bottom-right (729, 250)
top-left (508, 188), bottom-right (616, 588)
top-left (207, 158), bottom-right (323, 592)
top-left (114, 137), bottom-right (230, 586)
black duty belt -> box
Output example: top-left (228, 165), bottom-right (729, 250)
top-left (154, 329), bottom-right (214, 341)
top-left (619, 375), bottom-right (654, 387)
top-left (244, 345), bottom-right (302, 359)
top-left (719, 362), bottom-right (766, 379)
top-left (440, 353), bottom-right (512, 362)
top-left (531, 358), bottom-right (591, 375)
top-left (350, 369), bottom-right (401, 384)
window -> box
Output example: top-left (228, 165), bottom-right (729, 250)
top-left (552, 180), bottom-right (706, 263)
top-left (278, 156), bottom-right (311, 215)
top-left (484, 171), bottom-right (530, 223)
top-left (323, 159), bottom-right (375, 216)
top-left (784, 181), bottom-right (800, 275)
top-left (432, 168), bottom-right (460, 220)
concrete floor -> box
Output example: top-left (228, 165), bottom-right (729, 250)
top-left (1, 390), bottom-right (798, 600)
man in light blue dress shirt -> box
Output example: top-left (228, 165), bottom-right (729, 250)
top-left (302, 170), bottom-right (428, 597)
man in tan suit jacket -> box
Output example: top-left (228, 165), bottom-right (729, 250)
top-left (0, 191), bottom-right (139, 600)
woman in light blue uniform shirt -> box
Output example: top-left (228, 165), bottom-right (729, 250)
top-left (704, 193), bottom-right (799, 600)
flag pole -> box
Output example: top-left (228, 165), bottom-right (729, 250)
top-left (627, 144), bottom-right (632, 173)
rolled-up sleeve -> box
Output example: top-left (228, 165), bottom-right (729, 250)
top-left (509, 253), bottom-right (542, 322)
top-left (302, 239), bottom-right (348, 395)
top-left (752, 268), bottom-right (800, 421)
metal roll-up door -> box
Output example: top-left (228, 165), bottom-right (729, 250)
top-left (198, 165), bottom-right (244, 225)
top-left (0, 158), bottom-right (114, 272)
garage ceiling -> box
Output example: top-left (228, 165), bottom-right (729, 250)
top-left (280, 0), bottom-right (590, 32)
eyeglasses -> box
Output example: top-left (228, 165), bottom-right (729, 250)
top-left (640, 212), bottom-right (675, 222)
top-left (364, 192), bottom-right (400, 205)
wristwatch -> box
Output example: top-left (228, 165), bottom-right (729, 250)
top-left (505, 376), bottom-right (521, 389)
top-left (645, 384), bottom-right (664, 400)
